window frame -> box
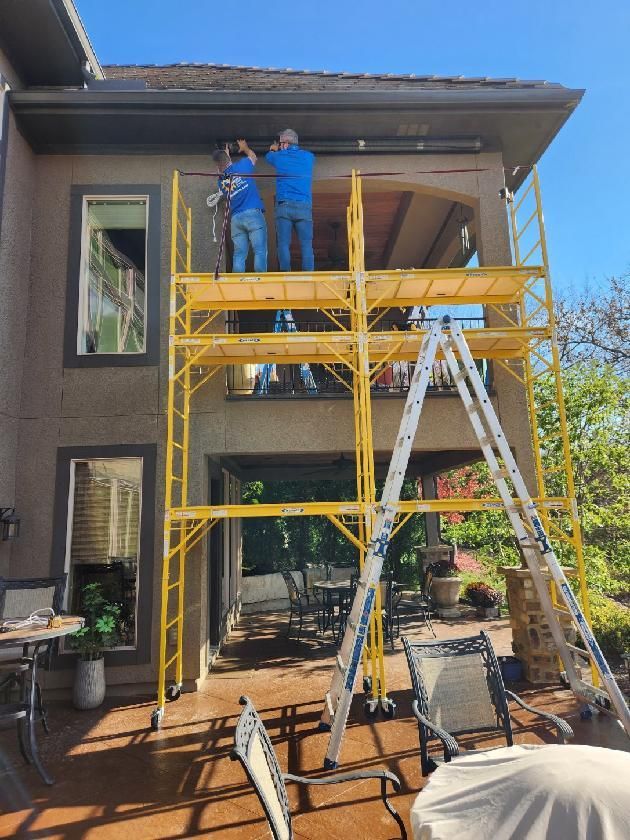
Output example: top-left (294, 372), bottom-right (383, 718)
top-left (63, 456), bottom-right (144, 652)
top-left (64, 184), bottom-right (161, 368)
top-left (52, 444), bottom-right (156, 667)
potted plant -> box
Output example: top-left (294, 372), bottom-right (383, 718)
top-left (69, 582), bottom-right (121, 710)
top-left (429, 561), bottom-right (462, 615)
top-left (464, 581), bottom-right (504, 619)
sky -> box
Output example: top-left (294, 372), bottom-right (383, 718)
top-left (75, 0), bottom-right (630, 293)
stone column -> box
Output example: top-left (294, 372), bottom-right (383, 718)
top-left (501, 566), bottom-right (576, 683)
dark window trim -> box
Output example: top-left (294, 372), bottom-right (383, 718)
top-left (0, 75), bottom-right (12, 246)
top-left (51, 443), bottom-right (157, 668)
top-left (63, 184), bottom-right (161, 368)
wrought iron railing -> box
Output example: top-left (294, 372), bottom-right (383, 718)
top-left (225, 317), bottom-right (488, 397)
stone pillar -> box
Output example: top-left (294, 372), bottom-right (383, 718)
top-left (501, 566), bottom-right (576, 684)
top-left (421, 473), bottom-right (440, 545)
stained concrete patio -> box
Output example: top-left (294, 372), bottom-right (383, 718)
top-left (1, 610), bottom-right (628, 839)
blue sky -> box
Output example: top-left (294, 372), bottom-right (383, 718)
top-left (76, 0), bottom-right (629, 292)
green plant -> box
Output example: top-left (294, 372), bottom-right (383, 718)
top-left (587, 593), bottom-right (630, 658)
top-left (69, 582), bottom-right (121, 661)
top-left (432, 561), bottom-right (459, 579)
top-left (464, 581), bottom-right (504, 608)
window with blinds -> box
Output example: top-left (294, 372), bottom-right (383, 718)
top-left (67, 458), bottom-right (142, 648)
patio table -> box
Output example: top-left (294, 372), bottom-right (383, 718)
top-left (313, 579), bottom-right (352, 639)
top-left (0, 615), bottom-right (84, 785)
top-left (410, 743), bottom-right (630, 839)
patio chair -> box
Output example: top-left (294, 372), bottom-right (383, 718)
top-left (402, 631), bottom-right (573, 776)
top-left (281, 571), bottom-right (321, 641)
top-left (231, 695), bottom-right (407, 840)
top-left (392, 565), bottom-right (436, 639)
top-left (0, 575), bottom-right (67, 733)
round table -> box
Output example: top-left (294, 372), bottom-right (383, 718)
top-left (410, 743), bottom-right (630, 839)
top-left (313, 580), bottom-right (352, 639)
top-left (0, 615), bottom-right (84, 785)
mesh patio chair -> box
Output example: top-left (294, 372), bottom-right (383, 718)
top-left (281, 572), bottom-right (321, 641)
top-left (231, 695), bottom-right (407, 840)
top-left (403, 631), bottom-right (573, 776)
top-left (392, 565), bottom-right (436, 639)
top-left (0, 576), bottom-right (67, 729)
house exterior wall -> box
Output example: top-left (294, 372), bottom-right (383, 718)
top-left (0, 62), bottom-right (35, 577)
top-left (5, 147), bottom-right (536, 690)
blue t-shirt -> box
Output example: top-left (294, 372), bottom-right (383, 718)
top-left (265, 145), bottom-right (315, 204)
top-left (218, 157), bottom-right (264, 216)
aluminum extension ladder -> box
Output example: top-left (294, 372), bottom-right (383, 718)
top-left (320, 315), bottom-right (630, 769)
top-left (256, 309), bottom-right (317, 394)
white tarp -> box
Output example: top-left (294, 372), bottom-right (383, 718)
top-left (411, 744), bottom-right (630, 840)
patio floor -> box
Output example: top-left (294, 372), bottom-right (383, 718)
top-left (1, 609), bottom-right (628, 839)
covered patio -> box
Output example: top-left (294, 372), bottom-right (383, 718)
top-left (1, 610), bottom-right (627, 839)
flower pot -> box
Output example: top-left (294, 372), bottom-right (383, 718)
top-left (431, 577), bottom-right (461, 610)
top-left (476, 605), bottom-right (500, 619)
top-left (73, 657), bottom-right (106, 710)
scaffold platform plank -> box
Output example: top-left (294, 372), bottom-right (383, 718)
top-left (177, 265), bottom-right (544, 310)
top-left (172, 326), bottom-right (550, 365)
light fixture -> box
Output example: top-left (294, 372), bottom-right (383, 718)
top-left (457, 204), bottom-right (470, 255)
top-left (0, 508), bottom-right (20, 541)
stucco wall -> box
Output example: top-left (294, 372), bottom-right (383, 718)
top-left (8, 147), bottom-right (536, 691)
top-left (0, 102), bottom-right (35, 576)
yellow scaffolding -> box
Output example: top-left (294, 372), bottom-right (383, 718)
top-left (150, 166), bottom-right (592, 729)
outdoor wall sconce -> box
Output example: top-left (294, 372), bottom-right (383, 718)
top-left (0, 508), bottom-right (20, 541)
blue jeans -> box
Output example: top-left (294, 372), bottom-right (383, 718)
top-left (275, 201), bottom-right (314, 271)
top-left (231, 208), bottom-right (267, 272)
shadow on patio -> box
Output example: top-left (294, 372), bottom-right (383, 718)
top-left (1, 610), bottom-right (627, 838)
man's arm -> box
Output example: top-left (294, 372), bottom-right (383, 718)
top-left (237, 139), bottom-right (257, 164)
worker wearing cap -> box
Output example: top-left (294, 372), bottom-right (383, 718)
top-left (213, 139), bottom-right (267, 272)
top-left (266, 129), bottom-right (315, 271)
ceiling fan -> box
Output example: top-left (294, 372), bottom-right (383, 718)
top-left (303, 453), bottom-right (356, 477)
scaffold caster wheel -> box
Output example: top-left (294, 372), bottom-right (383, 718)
top-left (166, 684), bottom-right (182, 702)
top-left (381, 700), bottom-right (396, 719)
top-left (324, 758), bottom-right (338, 770)
top-left (364, 700), bottom-right (379, 718)
top-left (150, 709), bottom-right (163, 731)
top-left (363, 676), bottom-right (372, 694)
top-left (580, 705), bottom-right (593, 720)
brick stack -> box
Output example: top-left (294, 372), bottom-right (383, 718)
top-left (501, 566), bottom-right (577, 684)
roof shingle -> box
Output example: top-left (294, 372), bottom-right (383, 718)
top-left (103, 63), bottom-right (564, 92)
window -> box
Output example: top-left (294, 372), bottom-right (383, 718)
top-left (65, 185), bottom-right (160, 368)
top-left (65, 458), bottom-right (142, 649)
top-left (78, 198), bottom-right (147, 355)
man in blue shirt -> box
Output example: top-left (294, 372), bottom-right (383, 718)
top-left (266, 129), bottom-right (315, 272)
top-left (213, 139), bottom-right (267, 273)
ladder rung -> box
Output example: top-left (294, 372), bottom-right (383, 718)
top-left (492, 468), bottom-right (510, 480)
top-left (566, 643), bottom-right (592, 660)
top-left (325, 691), bottom-right (335, 719)
top-left (573, 680), bottom-right (613, 711)
top-left (553, 606), bottom-right (572, 618)
top-left (336, 654), bottom-right (345, 672)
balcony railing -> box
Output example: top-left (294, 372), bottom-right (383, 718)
top-left (225, 317), bottom-right (488, 398)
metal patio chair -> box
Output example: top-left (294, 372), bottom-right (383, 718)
top-left (392, 564), bottom-right (436, 639)
top-left (403, 631), bottom-right (573, 776)
top-left (280, 571), bottom-right (321, 641)
top-left (0, 576), bottom-right (67, 730)
top-left (231, 695), bottom-right (407, 840)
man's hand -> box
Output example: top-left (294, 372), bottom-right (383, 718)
top-left (237, 138), bottom-right (257, 164)
top-left (269, 141), bottom-right (280, 152)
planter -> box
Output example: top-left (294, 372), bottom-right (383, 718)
top-left (476, 605), bottom-right (500, 619)
top-left (73, 657), bottom-right (106, 710)
top-left (499, 656), bottom-right (523, 682)
top-left (431, 576), bottom-right (462, 615)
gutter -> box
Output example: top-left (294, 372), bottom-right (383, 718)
top-left (9, 86), bottom-right (585, 113)
top-left (54, 0), bottom-right (104, 79)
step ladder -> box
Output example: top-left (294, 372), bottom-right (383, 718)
top-left (320, 315), bottom-right (629, 769)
